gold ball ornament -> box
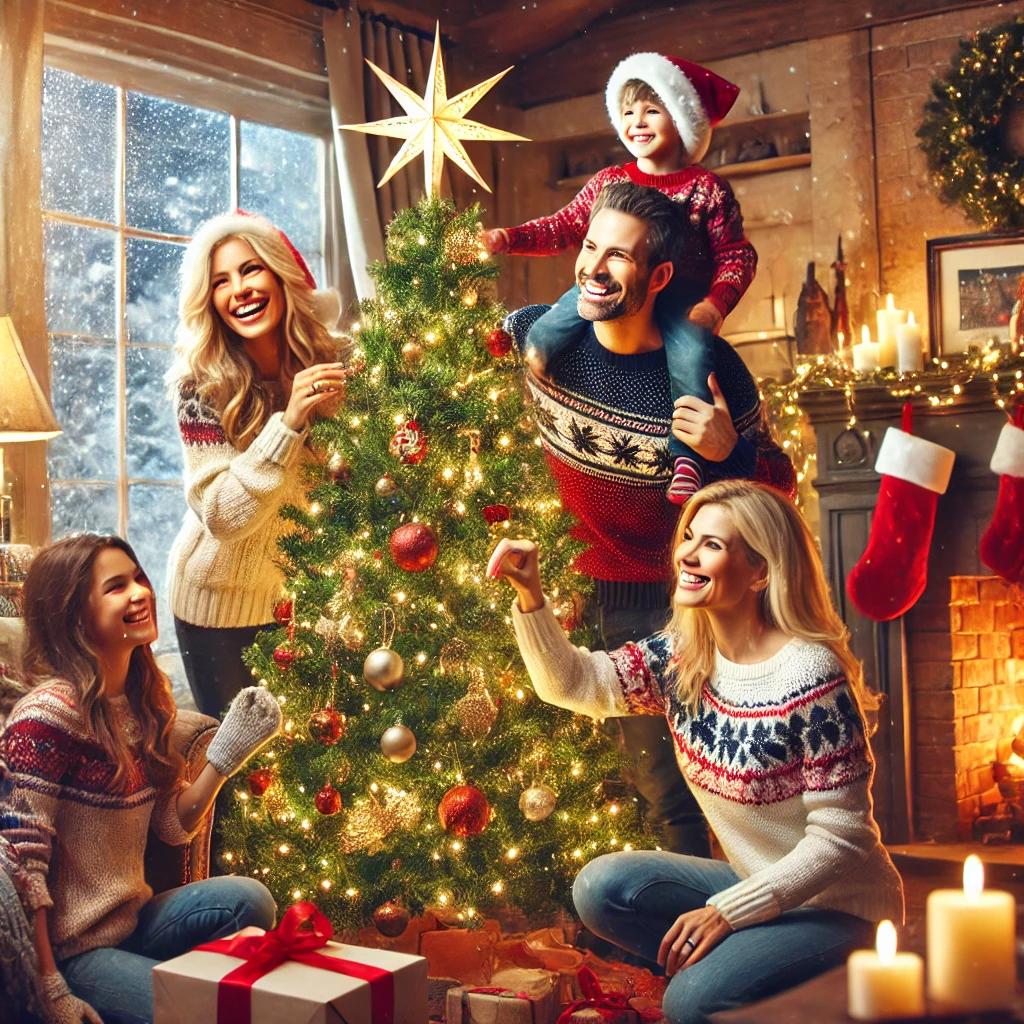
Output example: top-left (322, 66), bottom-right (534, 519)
top-left (363, 647), bottom-right (404, 691)
top-left (380, 725), bottom-right (417, 763)
top-left (519, 783), bottom-right (557, 822)
top-left (326, 451), bottom-right (351, 484)
top-left (454, 676), bottom-right (498, 738)
top-left (444, 226), bottom-right (482, 265)
top-left (373, 900), bottom-right (410, 938)
top-left (375, 474), bottom-right (400, 498)
top-left (401, 340), bottom-right (425, 364)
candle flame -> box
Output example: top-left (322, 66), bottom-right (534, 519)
top-left (861, 324), bottom-right (871, 344)
top-left (964, 854), bottom-right (984, 900)
top-left (906, 311), bottom-right (915, 327)
top-left (876, 919), bottom-right (897, 965)
top-left (886, 293), bottom-right (895, 311)
top-left (837, 331), bottom-right (845, 345)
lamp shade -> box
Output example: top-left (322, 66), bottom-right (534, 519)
top-left (0, 315), bottom-right (61, 441)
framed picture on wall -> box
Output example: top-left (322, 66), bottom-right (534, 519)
top-left (927, 233), bottom-right (1024, 355)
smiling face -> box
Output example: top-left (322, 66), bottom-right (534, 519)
top-left (84, 546), bottom-right (158, 654)
top-left (209, 237), bottom-right (285, 342)
top-left (575, 207), bottom-right (667, 322)
top-left (620, 96), bottom-right (683, 164)
top-left (673, 503), bottom-right (767, 611)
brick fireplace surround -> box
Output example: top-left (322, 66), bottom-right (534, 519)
top-left (803, 378), bottom-right (1010, 844)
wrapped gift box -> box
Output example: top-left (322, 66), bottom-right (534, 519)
top-left (446, 969), bottom-right (560, 1024)
top-left (153, 935), bottom-right (428, 1024)
top-left (564, 1007), bottom-right (639, 1024)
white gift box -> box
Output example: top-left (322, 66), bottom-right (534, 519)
top-left (153, 937), bottom-right (428, 1024)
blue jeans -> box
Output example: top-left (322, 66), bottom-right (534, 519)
top-left (60, 876), bottom-right (276, 1024)
top-left (573, 851), bottom-right (875, 1024)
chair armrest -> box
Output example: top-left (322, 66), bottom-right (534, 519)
top-left (145, 709), bottom-right (220, 893)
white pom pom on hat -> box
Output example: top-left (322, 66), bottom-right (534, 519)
top-left (606, 54), bottom-right (740, 165)
top-left (181, 209), bottom-right (341, 329)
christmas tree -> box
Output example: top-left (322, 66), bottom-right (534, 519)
top-left (217, 197), bottom-right (649, 935)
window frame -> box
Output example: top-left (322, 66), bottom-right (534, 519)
top-left (39, 35), bottom-right (343, 538)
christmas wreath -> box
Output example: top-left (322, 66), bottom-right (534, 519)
top-left (918, 16), bottom-right (1024, 230)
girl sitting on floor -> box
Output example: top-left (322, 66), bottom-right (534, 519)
top-left (487, 479), bottom-right (904, 1024)
top-left (1, 534), bottom-right (282, 1024)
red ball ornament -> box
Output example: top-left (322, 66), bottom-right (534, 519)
top-left (273, 645), bottom-right (297, 670)
top-left (373, 900), bottom-right (410, 938)
top-left (315, 782), bottom-right (342, 815)
top-left (486, 328), bottom-right (513, 358)
top-left (389, 420), bottom-right (428, 465)
top-left (308, 706), bottom-right (346, 745)
top-left (389, 523), bottom-right (439, 572)
top-left (437, 784), bottom-right (491, 838)
top-left (273, 599), bottom-right (293, 625)
top-left (482, 504), bottom-right (511, 525)
top-left (247, 767), bottom-right (274, 797)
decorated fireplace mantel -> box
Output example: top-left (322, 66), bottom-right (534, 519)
top-left (799, 377), bottom-right (1006, 844)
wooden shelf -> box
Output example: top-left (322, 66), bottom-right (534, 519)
top-left (716, 152), bottom-right (811, 178)
top-left (555, 152), bottom-right (810, 190)
top-left (714, 109), bottom-right (809, 132)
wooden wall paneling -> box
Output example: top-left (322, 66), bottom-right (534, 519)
top-left (495, 0), bottom-right (1000, 109)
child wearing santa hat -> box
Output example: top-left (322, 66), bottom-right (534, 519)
top-left (484, 54), bottom-right (757, 505)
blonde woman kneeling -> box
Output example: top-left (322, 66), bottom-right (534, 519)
top-left (487, 479), bottom-right (904, 1024)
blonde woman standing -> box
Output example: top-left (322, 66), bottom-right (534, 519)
top-left (488, 480), bottom-right (904, 1024)
top-left (167, 211), bottom-right (348, 716)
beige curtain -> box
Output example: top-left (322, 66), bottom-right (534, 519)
top-left (0, 0), bottom-right (50, 547)
top-left (323, 5), bottom-right (450, 300)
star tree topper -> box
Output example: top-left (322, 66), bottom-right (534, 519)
top-left (338, 24), bottom-right (529, 197)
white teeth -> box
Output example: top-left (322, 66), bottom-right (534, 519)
top-left (584, 281), bottom-right (609, 295)
top-left (679, 571), bottom-right (707, 586)
top-left (234, 300), bottom-right (266, 317)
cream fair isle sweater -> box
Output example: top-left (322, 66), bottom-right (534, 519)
top-left (167, 385), bottom-right (309, 628)
top-left (0, 682), bottom-right (194, 960)
top-left (512, 600), bottom-right (905, 930)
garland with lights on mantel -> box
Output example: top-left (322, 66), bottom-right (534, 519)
top-left (761, 344), bottom-right (1024, 498)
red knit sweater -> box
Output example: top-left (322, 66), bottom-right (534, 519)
top-left (504, 163), bottom-right (757, 319)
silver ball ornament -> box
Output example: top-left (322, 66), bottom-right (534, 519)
top-left (363, 647), bottom-right (404, 691)
top-left (380, 725), bottom-right (417, 763)
top-left (519, 783), bottom-right (557, 822)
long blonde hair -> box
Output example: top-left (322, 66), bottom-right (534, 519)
top-left (20, 535), bottom-right (184, 793)
top-left (667, 480), bottom-right (878, 728)
top-left (169, 226), bottom-right (341, 449)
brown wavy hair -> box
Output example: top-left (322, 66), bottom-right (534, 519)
top-left (667, 480), bottom-right (879, 731)
top-left (20, 534), bottom-right (184, 792)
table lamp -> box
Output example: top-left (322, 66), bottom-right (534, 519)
top-left (0, 315), bottom-right (61, 542)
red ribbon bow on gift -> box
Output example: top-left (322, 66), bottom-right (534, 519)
top-left (556, 967), bottom-right (631, 1024)
top-left (197, 902), bottom-right (395, 1024)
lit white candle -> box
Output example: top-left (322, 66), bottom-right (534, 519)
top-left (772, 295), bottom-right (786, 331)
top-left (896, 312), bottom-right (924, 373)
top-left (876, 293), bottom-right (905, 368)
top-left (927, 855), bottom-right (1016, 1011)
top-left (848, 920), bottom-right (925, 1020)
top-left (853, 324), bottom-right (880, 372)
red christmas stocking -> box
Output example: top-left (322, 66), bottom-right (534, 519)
top-left (846, 404), bottom-right (955, 622)
top-left (979, 406), bottom-right (1024, 582)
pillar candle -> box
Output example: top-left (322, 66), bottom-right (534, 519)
top-left (927, 855), bottom-right (1016, 1011)
top-left (896, 312), bottom-right (924, 373)
top-left (848, 920), bottom-right (925, 1020)
top-left (876, 293), bottom-right (905, 368)
top-left (853, 324), bottom-right (880, 372)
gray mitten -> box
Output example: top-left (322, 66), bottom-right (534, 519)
top-left (41, 972), bottom-right (104, 1024)
top-left (205, 686), bottom-right (283, 777)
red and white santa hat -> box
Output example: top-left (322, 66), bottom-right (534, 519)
top-left (606, 54), bottom-right (740, 165)
top-left (182, 209), bottom-right (341, 328)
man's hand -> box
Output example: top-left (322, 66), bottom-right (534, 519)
top-left (688, 301), bottom-right (723, 334)
top-left (658, 904), bottom-right (733, 977)
top-left (671, 373), bottom-right (738, 462)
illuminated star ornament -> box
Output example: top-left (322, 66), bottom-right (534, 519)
top-left (338, 24), bottom-right (529, 197)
